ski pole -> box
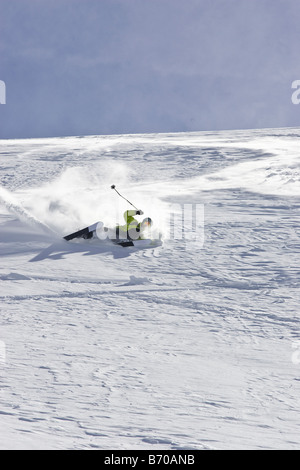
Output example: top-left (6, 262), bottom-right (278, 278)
top-left (111, 185), bottom-right (139, 210)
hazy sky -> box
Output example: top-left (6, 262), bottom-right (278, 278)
top-left (1, 0), bottom-right (300, 138)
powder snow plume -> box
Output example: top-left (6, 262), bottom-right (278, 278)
top-left (18, 160), bottom-right (168, 237)
top-left (0, 185), bottom-right (56, 235)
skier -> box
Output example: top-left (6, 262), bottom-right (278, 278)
top-left (63, 209), bottom-right (153, 242)
top-left (115, 209), bottom-right (153, 240)
top-left (64, 185), bottom-right (155, 244)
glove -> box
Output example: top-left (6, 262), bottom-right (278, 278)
top-left (136, 210), bottom-right (144, 215)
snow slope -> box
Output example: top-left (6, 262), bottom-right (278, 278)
top-left (0, 127), bottom-right (299, 449)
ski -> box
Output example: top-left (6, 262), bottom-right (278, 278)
top-left (63, 226), bottom-right (92, 241)
top-left (112, 240), bottom-right (135, 247)
top-left (63, 222), bottom-right (99, 241)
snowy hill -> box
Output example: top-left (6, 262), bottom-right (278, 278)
top-left (0, 127), bottom-right (299, 449)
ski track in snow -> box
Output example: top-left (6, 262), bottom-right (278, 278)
top-left (0, 128), bottom-right (300, 449)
